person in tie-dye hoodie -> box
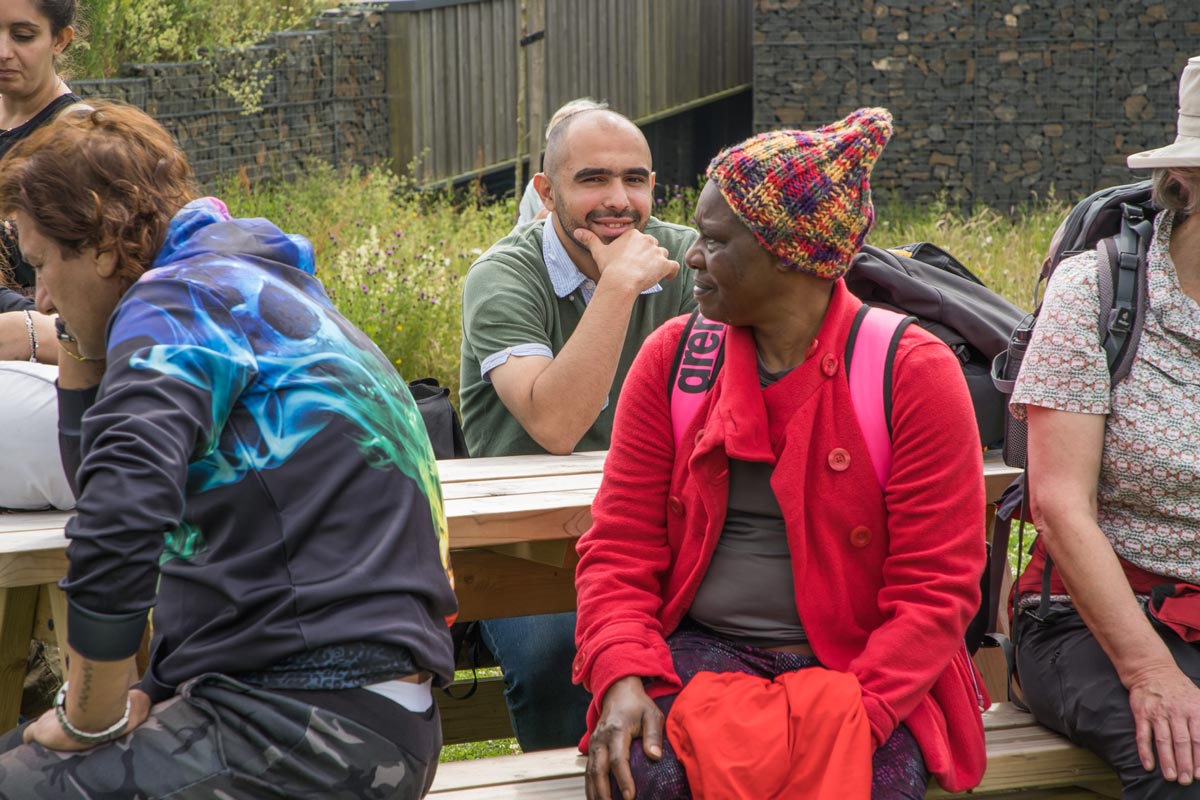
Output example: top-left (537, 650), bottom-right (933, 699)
top-left (0, 100), bottom-right (457, 800)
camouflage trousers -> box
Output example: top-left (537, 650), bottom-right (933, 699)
top-left (0, 673), bottom-right (440, 799)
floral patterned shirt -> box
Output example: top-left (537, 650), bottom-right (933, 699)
top-left (1011, 210), bottom-right (1200, 582)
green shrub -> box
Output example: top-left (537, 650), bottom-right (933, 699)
top-left (69, 0), bottom-right (334, 79)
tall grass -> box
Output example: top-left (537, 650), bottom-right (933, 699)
top-left (871, 197), bottom-right (1068, 310)
top-left (216, 165), bottom-right (512, 396)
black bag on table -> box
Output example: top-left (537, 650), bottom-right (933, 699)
top-left (408, 378), bottom-right (469, 460)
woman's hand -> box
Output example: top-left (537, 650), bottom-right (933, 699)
top-left (1128, 665), bottom-right (1200, 784)
top-left (23, 688), bottom-right (151, 752)
top-left (586, 676), bottom-right (664, 800)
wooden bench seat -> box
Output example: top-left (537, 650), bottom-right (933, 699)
top-left (430, 704), bottom-right (1121, 799)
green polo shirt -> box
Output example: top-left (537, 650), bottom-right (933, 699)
top-left (460, 217), bottom-right (698, 457)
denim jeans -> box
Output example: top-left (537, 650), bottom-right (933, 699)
top-left (479, 612), bottom-right (592, 751)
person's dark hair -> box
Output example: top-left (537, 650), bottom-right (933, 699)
top-left (34, 0), bottom-right (77, 34)
top-left (0, 101), bottom-right (197, 290)
top-left (1152, 167), bottom-right (1200, 217)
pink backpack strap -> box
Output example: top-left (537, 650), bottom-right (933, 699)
top-left (670, 311), bottom-right (726, 450)
top-left (846, 305), bottom-right (914, 489)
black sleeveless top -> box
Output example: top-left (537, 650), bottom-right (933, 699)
top-left (1, 92), bottom-right (81, 291)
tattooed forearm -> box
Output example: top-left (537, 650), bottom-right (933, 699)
top-left (77, 660), bottom-right (94, 714)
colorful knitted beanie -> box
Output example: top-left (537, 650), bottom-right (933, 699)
top-left (706, 108), bottom-right (894, 280)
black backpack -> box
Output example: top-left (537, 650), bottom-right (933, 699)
top-left (408, 378), bottom-right (470, 460)
top-left (988, 181), bottom-right (1157, 635)
top-left (845, 242), bottom-right (1028, 451)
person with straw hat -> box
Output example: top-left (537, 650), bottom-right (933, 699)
top-left (574, 108), bottom-right (988, 799)
top-left (1009, 56), bottom-right (1200, 797)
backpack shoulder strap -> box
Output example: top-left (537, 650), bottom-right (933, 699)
top-left (1096, 203), bottom-right (1153, 384)
top-left (669, 305), bottom-right (910, 482)
top-left (670, 310), bottom-right (726, 450)
top-left (845, 305), bottom-right (914, 489)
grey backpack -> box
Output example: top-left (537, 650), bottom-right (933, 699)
top-left (992, 180), bottom-right (1156, 470)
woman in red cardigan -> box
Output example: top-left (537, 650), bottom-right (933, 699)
top-left (573, 109), bottom-right (989, 800)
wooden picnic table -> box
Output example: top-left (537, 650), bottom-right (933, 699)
top-left (0, 450), bottom-right (1022, 731)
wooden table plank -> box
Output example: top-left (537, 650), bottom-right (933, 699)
top-left (444, 491), bottom-right (595, 548)
top-left (431, 776), bottom-right (584, 800)
top-left (434, 704), bottom-right (1115, 799)
top-left (441, 473), bottom-right (601, 501)
top-left (431, 749), bottom-right (585, 795)
top-left (453, 546), bottom-right (578, 621)
top-left (437, 451), bottom-right (606, 484)
top-left (0, 549), bottom-right (69, 589)
top-left (0, 513), bottom-right (70, 536)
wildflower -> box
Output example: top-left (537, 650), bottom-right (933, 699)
top-left (396, 324), bottom-right (403, 331)
top-left (394, 358), bottom-right (403, 365)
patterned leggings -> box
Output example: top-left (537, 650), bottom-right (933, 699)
top-left (616, 624), bottom-right (929, 800)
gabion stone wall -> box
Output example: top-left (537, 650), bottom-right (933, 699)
top-left (754, 0), bottom-right (1198, 209)
top-left (71, 7), bottom-right (388, 187)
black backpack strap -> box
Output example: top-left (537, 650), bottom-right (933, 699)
top-left (1097, 203), bottom-right (1153, 383)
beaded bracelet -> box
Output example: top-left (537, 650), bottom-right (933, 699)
top-left (23, 310), bottom-right (37, 363)
top-left (53, 682), bottom-right (131, 746)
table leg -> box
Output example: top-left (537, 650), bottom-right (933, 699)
top-left (41, 585), bottom-right (70, 665)
top-left (0, 586), bottom-right (40, 731)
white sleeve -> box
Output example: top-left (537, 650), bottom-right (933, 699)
top-left (516, 180), bottom-right (544, 226)
top-left (0, 362), bottom-right (75, 510)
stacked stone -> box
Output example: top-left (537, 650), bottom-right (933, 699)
top-left (752, 0), bottom-right (1198, 211)
top-left (71, 6), bottom-right (389, 189)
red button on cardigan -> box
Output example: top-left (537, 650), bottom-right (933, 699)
top-left (828, 448), bottom-right (851, 471)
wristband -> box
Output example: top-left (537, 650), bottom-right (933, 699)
top-left (24, 310), bottom-right (37, 363)
top-left (53, 682), bottom-right (131, 745)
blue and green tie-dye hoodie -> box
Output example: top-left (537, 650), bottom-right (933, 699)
top-left (58, 198), bottom-right (457, 701)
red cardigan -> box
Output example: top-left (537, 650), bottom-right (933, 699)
top-left (573, 281), bottom-right (989, 792)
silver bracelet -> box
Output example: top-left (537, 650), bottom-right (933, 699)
top-left (53, 681), bottom-right (132, 746)
top-left (24, 309), bottom-right (37, 363)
